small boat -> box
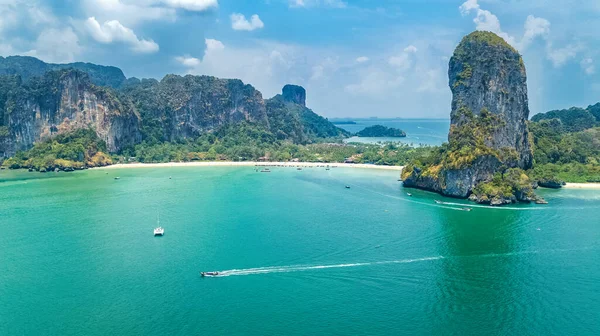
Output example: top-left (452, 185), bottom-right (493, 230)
top-left (345, 185), bottom-right (351, 189)
top-left (434, 200), bottom-right (443, 204)
top-left (461, 207), bottom-right (473, 212)
top-left (261, 168), bottom-right (271, 173)
top-left (114, 177), bottom-right (120, 180)
top-left (407, 193), bottom-right (413, 197)
top-left (200, 271), bottom-right (220, 277)
top-left (297, 168), bottom-right (302, 171)
top-left (154, 213), bottom-right (164, 236)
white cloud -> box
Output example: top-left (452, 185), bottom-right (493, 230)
top-left (84, 17), bottom-right (159, 53)
top-left (205, 38), bottom-right (225, 52)
top-left (356, 56), bottom-right (369, 63)
top-left (162, 0), bottom-right (218, 11)
top-left (82, 0), bottom-right (176, 26)
top-left (175, 55), bottom-right (201, 67)
top-left (460, 0), bottom-right (584, 69)
top-left (404, 45), bottom-right (418, 53)
top-left (230, 13), bottom-right (264, 31)
top-left (388, 46), bottom-right (418, 71)
top-left (459, 0), bottom-right (516, 47)
top-left (581, 58), bottom-right (595, 75)
top-left (522, 15), bottom-right (550, 49)
top-left (289, 0), bottom-right (347, 8)
top-left (25, 27), bottom-right (81, 63)
top-left (546, 43), bottom-right (581, 67)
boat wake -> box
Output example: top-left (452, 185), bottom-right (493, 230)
top-left (213, 256), bottom-right (444, 277)
top-left (208, 247), bottom-right (596, 278)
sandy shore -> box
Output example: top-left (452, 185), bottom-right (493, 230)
top-left (93, 161), bottom-right (405, 171)
top-left (563, 183), bottom-right (600, 189)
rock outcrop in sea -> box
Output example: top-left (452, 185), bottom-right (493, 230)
top-left (402, 31), bottom-right (540, 205)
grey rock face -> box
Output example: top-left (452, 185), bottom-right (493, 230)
top-left (449, 31), bottom-right (533, 169)
top-left (282, 85), bottom-right (306, 107)
top-left (125, 75), bottom-right (269, 142)
top-left (0, 70), bottom-right (140, 156)
top-left (403, 31), bottom-right (536, 201)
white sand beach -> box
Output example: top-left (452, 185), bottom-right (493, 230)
top-left (93, 161), bottom-right (405, 171)
top-left (563, 183), bottom-right (600, 189)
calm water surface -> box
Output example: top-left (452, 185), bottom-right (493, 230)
top-left (0, 167), bottom-right (599, 335)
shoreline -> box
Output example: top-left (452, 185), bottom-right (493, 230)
top-left (92, 161), bottom-right (405, 171)
top-left (563, 183), bottom-right (600, 189)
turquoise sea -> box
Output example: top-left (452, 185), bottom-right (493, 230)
top-left (1, 167), bottom-right (599, 335)
top-left (336, 119), bottom-right (450, 146)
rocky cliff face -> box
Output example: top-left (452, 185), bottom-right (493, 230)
top-left (449, 31), bottom-right (533, 169)
top-left (0, 56), bottom-right (348, 158)
top-left (0, 56), bottom-right (126, 88)
top-left (403, 31), bottom-right (538, 203)
top-left (266, 85), bottom-right (349, 143)
top-left (123, 75), bottom-right (269, 142)
top-left (282, 84), bottom-right (306, 107)
top-left (0, 69), bottom-right (140, 157)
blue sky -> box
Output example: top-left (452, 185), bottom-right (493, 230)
top-left (0, 0), bottom-right (599, 118)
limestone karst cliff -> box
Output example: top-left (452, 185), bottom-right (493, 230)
top-left (402, 31), bottom-right (538, 205)
top-left (0, 57), bottom-right (347, 159)
top-left (0, 69), bottom-right (140, 157)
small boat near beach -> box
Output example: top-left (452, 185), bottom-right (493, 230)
top-left (345, 185), bottom-right (351, 189)
top-left (407, 193), bottom-right (412, 197)
top-left (114, 177), bottom-right (120, 180)
top-left (461, 207), bottom-right (473, 212)
top-left (200, 271), bottom-right (220, 277)
top-left (434, 200), bottom-right (443, 204)
top-left (261, 168), bottom-right (271, 173)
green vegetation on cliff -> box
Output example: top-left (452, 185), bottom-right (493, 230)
top-left (2, 129), bottom-right (112, 171)
top-left (123, 121), bottom-right (429, 166)
top-left (529, 117), bottom-right (600, 182)
top-left (471, 169), bottom-right (536, 205)
top-left (356, 125), bottom-right (406, 137)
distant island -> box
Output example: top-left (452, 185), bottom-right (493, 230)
top-left (331, 120), bottom-right (357, 125)
top-left (356, 125), bottom-right (406, 137)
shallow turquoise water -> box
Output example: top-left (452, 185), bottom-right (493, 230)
top-left (0, 167), bottom-right (599, 335)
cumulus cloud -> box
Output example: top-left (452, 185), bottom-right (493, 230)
top-left (205, 38), bottom-right (225, 52)
top-left (388, 45), bottom-right (419, 71)
top-left (25, 27), bottom-right (81, 63)
top-left (84, 17), bottom-right (159, 53)
top-left (356, 56), bottom-right (369, 63)
top-left (230, 13), bottom-right (264, 31)
top-left (522, 15), bottom-right (550, 49)
top-left (459, 0), bottom-right (516, 47)
top-left (404, 45), bottom-right (418, 53)
top-left (175, 55), bottom-right (201, 67)
top-left (460, 0), bottom-right (584, 69)
top-left (289, 0), bottom-right (347, 8)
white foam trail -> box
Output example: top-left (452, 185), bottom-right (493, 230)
top-left (209, 247), bottom-right (597, 278)
top-left (215, 256), bottom-right (444, 277)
